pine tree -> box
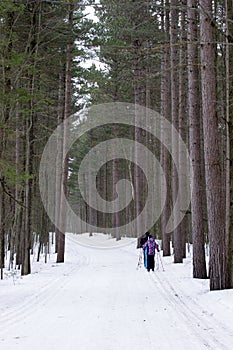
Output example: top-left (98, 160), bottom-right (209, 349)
top-left (226, 0), bottom-right (233, 288)
top-left (200, 0), bottom-right (226, 290)
top-left (187, 0), bottom-right (207, 279)
top-left (160, 0), bottom-right (172, 256)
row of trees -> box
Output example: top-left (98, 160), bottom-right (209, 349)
top-left (0, 0), bottom-right (233, 291)
top-left (71, 0), bottom-right (233, 291)
top-left (0, 0), bottom-right (92, 276)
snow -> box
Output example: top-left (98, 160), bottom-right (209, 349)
top-left (0, 233), bottom-right (233, 350)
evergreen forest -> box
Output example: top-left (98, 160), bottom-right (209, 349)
top-left (0, 0), bottom-right (233, 291)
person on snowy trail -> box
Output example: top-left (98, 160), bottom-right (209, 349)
top-left (137, 232), bottom-right (151, 269)
top-left (142, 236), bottom-right (159, 272)
top-left (137, 231), bottom-right (151, 249)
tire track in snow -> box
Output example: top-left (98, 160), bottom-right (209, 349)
top-left (0, 239), bottom-right (90, 335)
top-left (148, 271), bottom-right (230, 350)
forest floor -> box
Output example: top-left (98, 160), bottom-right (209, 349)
top-left (0, 233), bottom-right (233, 350)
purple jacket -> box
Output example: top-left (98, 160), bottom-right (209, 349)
top-left (143, 238), bottom-right (159, 255)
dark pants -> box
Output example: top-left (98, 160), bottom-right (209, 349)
top-left (147, 254), bottom-right (155, 271)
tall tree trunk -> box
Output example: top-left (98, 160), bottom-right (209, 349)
top-left (21, 3), bottom-right (41, 275)
top-left (21, 116), bottom-right (33, 276)
top-left (187, 0), bottom-right (207, 279)
top-left (145, 40), bottom-right (151, 233)
top-left (134, 39), bottom-right (144, 236)
top-left (112, 63), bottom-right (121, 240)
top-left (170, 0), bottom-right (183, 263)
top-left (57, 4), bottom-right (74, 263)
top-left (88, 130), bottom-right (94, 237)
top-left (10, 100), bottom-right (20, 269)
top-left (0, 181), bottom-right (5, 280)
top-left (226, 0), bottom-right (233, 288)
top-left (200, 0), bottom-right (226, 290)
top-left (160, 0), bottom-right (171, 256)
top-left (55, 71), bottom-right (64, 253)
top-left (0, 7), bottom-right (15, 279)
top-left (179, 0), bottom-right (188, 259)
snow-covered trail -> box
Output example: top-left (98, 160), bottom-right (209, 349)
top-left (0, 233), bottom-right (233, 350)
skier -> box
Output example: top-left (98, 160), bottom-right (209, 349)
top-left (142, 236), bottom-right (160, 272)
top-left (137, 231), bottom-right (151, 249)
top-left (137, 232), bottom-right (151, 269)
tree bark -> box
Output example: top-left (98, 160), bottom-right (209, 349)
top-left (57, 5), bottom-right (74, 263)
top-left (0, 181), bottom-right (5, 280)
top-left (226, 0), bottom-right (233, 288)
top-left (187, 0), bottom-right (207, 279)
top-left (160, 0), bottom-right (171, 256)
top-left (21, 3), bottom-right (41, 275)
top-left (21, 116), bottom-right (32, 276)
top-left (200, 0), bottom-right (226, 290)
top-left (55, 71), bottom-right (64, 253)
top-left (170, 0), bottom-right (183, 263)
top-left (133, 39), bottom-right (144, 236)
top-left (179, 0), bottom-right (188, 259)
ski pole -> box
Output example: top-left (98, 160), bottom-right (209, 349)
top-left (156, 252), bottom-right (159, 270)
top-left (158, 251), bottom-right (165, 271)
top-left (136, 249), bottom-right (142, 270)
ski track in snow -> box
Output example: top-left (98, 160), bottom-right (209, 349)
top-left (0, 240), bottom-right (90, 335)
top-left (0, 233), bottom-right (233, 350)
top-left (149, 271), bottom-right (228, 349)
top-left (151, 269), bottom-right (233, 349)
top-left (124, 246), bottom-right (233, 350)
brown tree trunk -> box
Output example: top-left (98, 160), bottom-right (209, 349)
top-left (21, 4), bottom-right (40, 275)
top-left (179, 0), bottom-right (188, 259)
top-left (21, 115), bottom-right (33, 276)
top-left (88, 130), bottom-right (94, 237)
top-left (0, 181), bottom-right (5, 280)
top-left (170, 0), bottom-right (183, 263)
top-left (0, 8), bottom-right (15, 278)
top-left (112, 68), bottom-right (121, 240)
top-left (55, 71), bottom-right (64, 253)
top-left (160, 0), bottom-right (171, 256)
top-left (133, 39), bottom-right (144, 236)
top-left (226, 0), bottom-right (233, 288)
top-left (57, 5), bottom-right (74, 263)
top-left (187, 0), bottom-right (207, 279)
top-left (200, 0), bottom-right (226, 290)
